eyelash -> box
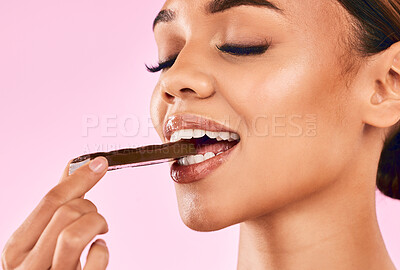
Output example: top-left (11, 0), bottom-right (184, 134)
top-left (145, 43), bottom-right (270, 73)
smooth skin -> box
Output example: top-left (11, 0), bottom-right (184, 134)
top-left (1, 157), bottom-right (110, 270)
top-left (3, 0), bottom-right (400, 269)
top-left (149, 0), bottom-right (400, 269)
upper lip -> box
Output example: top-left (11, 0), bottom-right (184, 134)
top-left (163, 114), bottom-right (239, 142)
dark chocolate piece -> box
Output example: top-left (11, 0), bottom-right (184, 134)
top-left (68, 141), bottom-right (196, 175)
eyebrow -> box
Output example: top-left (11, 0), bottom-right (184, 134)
top-left (153, 0), bottom-right (283, 31)
top-left (152, 9), bottom-right (176, 30)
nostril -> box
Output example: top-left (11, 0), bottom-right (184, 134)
top-left (180, 88), bottom-right (196, 94)
top-left (164, 92), bottom-right (174, 102)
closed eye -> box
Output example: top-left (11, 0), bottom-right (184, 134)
top-left (145, 42), bottom-right (270, 73)
top-left (145, 55), bottom-right (178, 73)
top-left (216, 43), bottom-right (270, 56)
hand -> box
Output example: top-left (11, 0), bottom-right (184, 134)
top-left (1, 157), bottom-right (110, 270)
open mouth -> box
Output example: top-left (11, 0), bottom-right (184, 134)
top-left (163, 114), bottom-right (242, 183)
top-left (169, 129), bottom-right (241, 166)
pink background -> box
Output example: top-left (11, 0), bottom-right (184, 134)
top-left (0, 1), bottom-right (399, 269)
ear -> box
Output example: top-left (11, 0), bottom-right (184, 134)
top-left (361, 41), bottom-right (400, 128)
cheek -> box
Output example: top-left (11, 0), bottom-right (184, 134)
top-left (232, 60), bottom-right (356, 212)
top-left (218, 39), bottom-right (348, 139)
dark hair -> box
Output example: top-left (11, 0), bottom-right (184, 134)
top-left (336, 0), bottom-right (400, 199)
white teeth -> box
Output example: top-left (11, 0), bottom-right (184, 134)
top-left (216, 132), bottom-right (231, 141)
top-left (178, 156), bottom-right (189, 166)
top-left (194, 154), bottom-right (204, 163)
top-left (179, 129), bottom-right (194, 139)
top-left (219, 131), bottom-right (230, 140)
top-left (187, 155), bottom-right (196, 164)
top-left (193, 129), bottom-right (206, 138)
top-left (178, 152), bottom-right (218, 166)
top-left (216, 152), bottom-right (223, 155)
top-left (170, 129), bottom-right (240, 143)
top-left (206, 131), bottom-right (219, 139)
top-left (230, 133), bottom-right (240, 140)
top-left (204, 152), bottom-right (215, 160)
top-left (170, 132), bottom-right (180, 143)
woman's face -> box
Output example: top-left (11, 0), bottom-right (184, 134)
top-left (150, 0), bottom-right (363, 231)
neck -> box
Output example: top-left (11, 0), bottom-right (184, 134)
top-left (237, 165), bottom-right (395, 270)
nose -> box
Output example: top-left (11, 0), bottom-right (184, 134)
top-left (157, 48), bottom-right (216, 104)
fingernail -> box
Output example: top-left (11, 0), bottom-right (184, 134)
top-left (95, 239), bottom-right (107, 247)
top-left (89, 157), bottom-right (108, 173)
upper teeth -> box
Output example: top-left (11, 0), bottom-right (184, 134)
top-left (169, 129), bottom-right (240, 143)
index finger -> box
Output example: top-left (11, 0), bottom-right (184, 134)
top-left (59, 158), bottom-right (74, 183)
top-left (5, 157), bottom-right (108, 255)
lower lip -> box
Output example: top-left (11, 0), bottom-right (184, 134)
top-left (170, 142), bottom-right (239, 184)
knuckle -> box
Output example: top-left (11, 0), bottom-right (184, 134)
top-left (83, 212), bottom-right (108, 233)
top-left (42, 189), bottom-right (66, 208)
top-left (69, 198), bottom-right (97, 213)
top-left (58, 229), bottom-right (83, 250)
top-left (54, 205), bottom-right (81, 221)
top-left (83, 199), bottom-right (97, 212)
top-left (92, 213), bottom-right (108, 230)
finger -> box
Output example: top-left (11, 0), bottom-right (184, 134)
top-left (59, 159), bottom-right (74, 183)
top-left (51, 156), bottom-right (108, 201)
top-left (83, 239), bottom-right (109, 270)
top-left (22, 199), bottom-right (97, 270)
top-left (52, 212), bottom-right (108, 270)
top-left (60, 160), bottom-right (86, 201)
top-left (60, 159), bottom-right (86, 200)
top-left (4, 157), bottom-right (107, 257)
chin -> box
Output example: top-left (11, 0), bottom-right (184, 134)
top-left (179, 211), bottom-right (232, 232)
top-left (176, 194), bottom-right (237, 232)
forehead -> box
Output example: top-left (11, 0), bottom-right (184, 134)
top-left (158, 0), bottom-right (346, 25)
top-left (156, 0), bottom-right (350, 52)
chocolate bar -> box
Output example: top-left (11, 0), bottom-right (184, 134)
top-left (68, 141), bottom-right (196, 175)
